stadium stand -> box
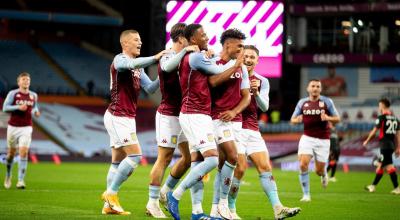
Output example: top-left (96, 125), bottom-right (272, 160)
top-left (40, 42), bottom-right (111, 96)
top-left (0, 39), bottom-right (76, 95)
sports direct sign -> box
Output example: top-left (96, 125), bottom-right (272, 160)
top-left (166, 1), bottom-right (283, 78)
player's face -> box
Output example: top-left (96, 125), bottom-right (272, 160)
top-left (126, 33), bottom-right (142, 57)
top-left (244, 49), bottom-right (259, 72)
top-left (192, 27), bottom-right (209, 50)
top-left (307, 81), bottom-right (322, 97)
top-left (378, 102), bottom-right (384, 113)
top-left (226, 39), bottom-right (244, 60)
top-left (18, 76), bottom-right (30, 89)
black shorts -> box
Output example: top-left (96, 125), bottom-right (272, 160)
top-left (380, 148), bottom-right (394, 167)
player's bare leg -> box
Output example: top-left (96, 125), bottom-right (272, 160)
top-left (250, 152), bottom-right (301, 219)
top-left (4, 147), bottom-right (16, 189)
top-left (315, 160), bottom-right (328, 188)
top-left (298, 154), bottom-right (312, 202)
top-left (102, 144), bottom-right (142, 215)
top-left (16, 146), bottom-right (29, 189)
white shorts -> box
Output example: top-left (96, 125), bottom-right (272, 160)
top-left (213, 120), bottom-right (245, 154)
top-left (298, 134), bottom-right (330, 163)
top-left (241, 129), bottom-right (269, 156)
top-left (179, 113), bottom-right (217, 154)
top-left (104, 110), bottom-right (139, 148)
top-left (7, 125), bottom-right (33, 148)
top-left (156, 112), bottom-right (187, 148)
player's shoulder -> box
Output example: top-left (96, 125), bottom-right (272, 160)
top-left (161, 50), bottom-right (176, 60)
top-left (298, 97), bottom-right (309, 105)
top-left (28, 90), bottom-right (38, 97)
top-left (254, 72), bottom-right (268, 82)
top-left (320, 95), bottom-right (334, 104)
top-left (6, 89), bottom-right (19, 96)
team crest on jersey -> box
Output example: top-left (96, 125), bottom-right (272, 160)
top-left (171, 135), bottom-right (177, 144)
top-left (207, 133), bottom-right (214, 142)
top-left (319, 101), bottom-right (325, 108)
top-left (304, 103), bottom-right (309, 107)
top-left (223, 129), bottom-right (231, 138)
top-left (16, 94), bottom-right (21, 98)
top-left (130, 132), bottom-right (137, 141)
top-left (132, 69), bottom-right (141, 79)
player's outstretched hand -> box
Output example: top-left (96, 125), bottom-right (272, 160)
top-left (362, 140), bottom-right (368, 147)
top-left (19, 104), bottom-right (28, 111)
top-left (154, 50), bottom-right (168, 60)
top-left (395, 147), bottom-right (400, 157)
top-left (219, 110), bottom-right (236, 122)
top-left (185, 45), bottom-right (200, 53)
top-left (34, 111), bottom-right (41, 117)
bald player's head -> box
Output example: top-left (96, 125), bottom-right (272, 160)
top-left (120, 29), bottom-right (142, 57)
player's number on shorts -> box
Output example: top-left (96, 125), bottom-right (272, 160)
top-left (385, 120), bottom-right (398, 134)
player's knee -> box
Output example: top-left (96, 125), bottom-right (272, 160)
top-left (299, 163), bottom-right (309, 172)
top-left (376, 168), bottom-right (384, 175)
top-left (387, 167), bottom-right (396, 174)
top-left (316, 170), bottom-right (324, 176)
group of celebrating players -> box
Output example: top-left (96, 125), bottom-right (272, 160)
top-left (2, 21), bottom-right (399, 220)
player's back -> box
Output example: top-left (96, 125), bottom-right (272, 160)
top-left (108, 54), bottom-right (142, 118)
top-left (179, 53), bottom-right (211, 115)
top-left (211, 58), bottom-right (242, 121)
top-left (157, 52), bottom-right (182, 116)
top-left (377, 113), bottom-right (399, 143)
top-left (6, 89), bottom-right (37, 127)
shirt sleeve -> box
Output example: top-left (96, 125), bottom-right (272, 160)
top-left (375, 117), bottom-right (381, 129)
top-left (32, 92), bottom-right (39, 114)
top-left (2, 91), bottom-right (19, 112)
top-left (255, 76), bottom-right (270, 112)
top-left (188, 52), bottom-right (233, 75)
top-left (325, 97), bottom-right (339, 116)
top-left (160, 49), bottom-right (186, 73)
top-left (114, 54), bottom-right (156, 71)
top-left (291, 100), bottom-right (304, 118)
top-left (140, 69), bottom-right (159, 94)
top-left (240, 65), bottom-right (250, 89)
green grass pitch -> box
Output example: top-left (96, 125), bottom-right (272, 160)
top-left (0, 162), bottom-right (399, 219)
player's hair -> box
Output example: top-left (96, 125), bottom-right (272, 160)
top-left (17, 72), bottom-right (30, 82)
top-left (244, 45), bottom-right (259, 56)
top-left (120, 29), bottom-right (139, 43)
top-left (184, 23), bottom-right (202, 41)
top-left (170, 23), bottom-right (187, 43)
top-left (220, 28), bottom-right (246, 45)
top-left (308, 79), bottom-right (321, 84)
top-left (379, 98), bottom-right (390, 108)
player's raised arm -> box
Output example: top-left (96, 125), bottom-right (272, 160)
top-left (113, 54), bottom-right (158, 71)
top-left (219, 66), bottom-right (251, 122)
top-left (207, 52), bottom-right (244, 87)
top-left (140, 69), bottom-right (159, 94)
top-left (254, 74), bottom-right (270, 112)
top-left (161, 45), bottom-right (199, 73)
top-left (2, 90), bottom-right (21, 112)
